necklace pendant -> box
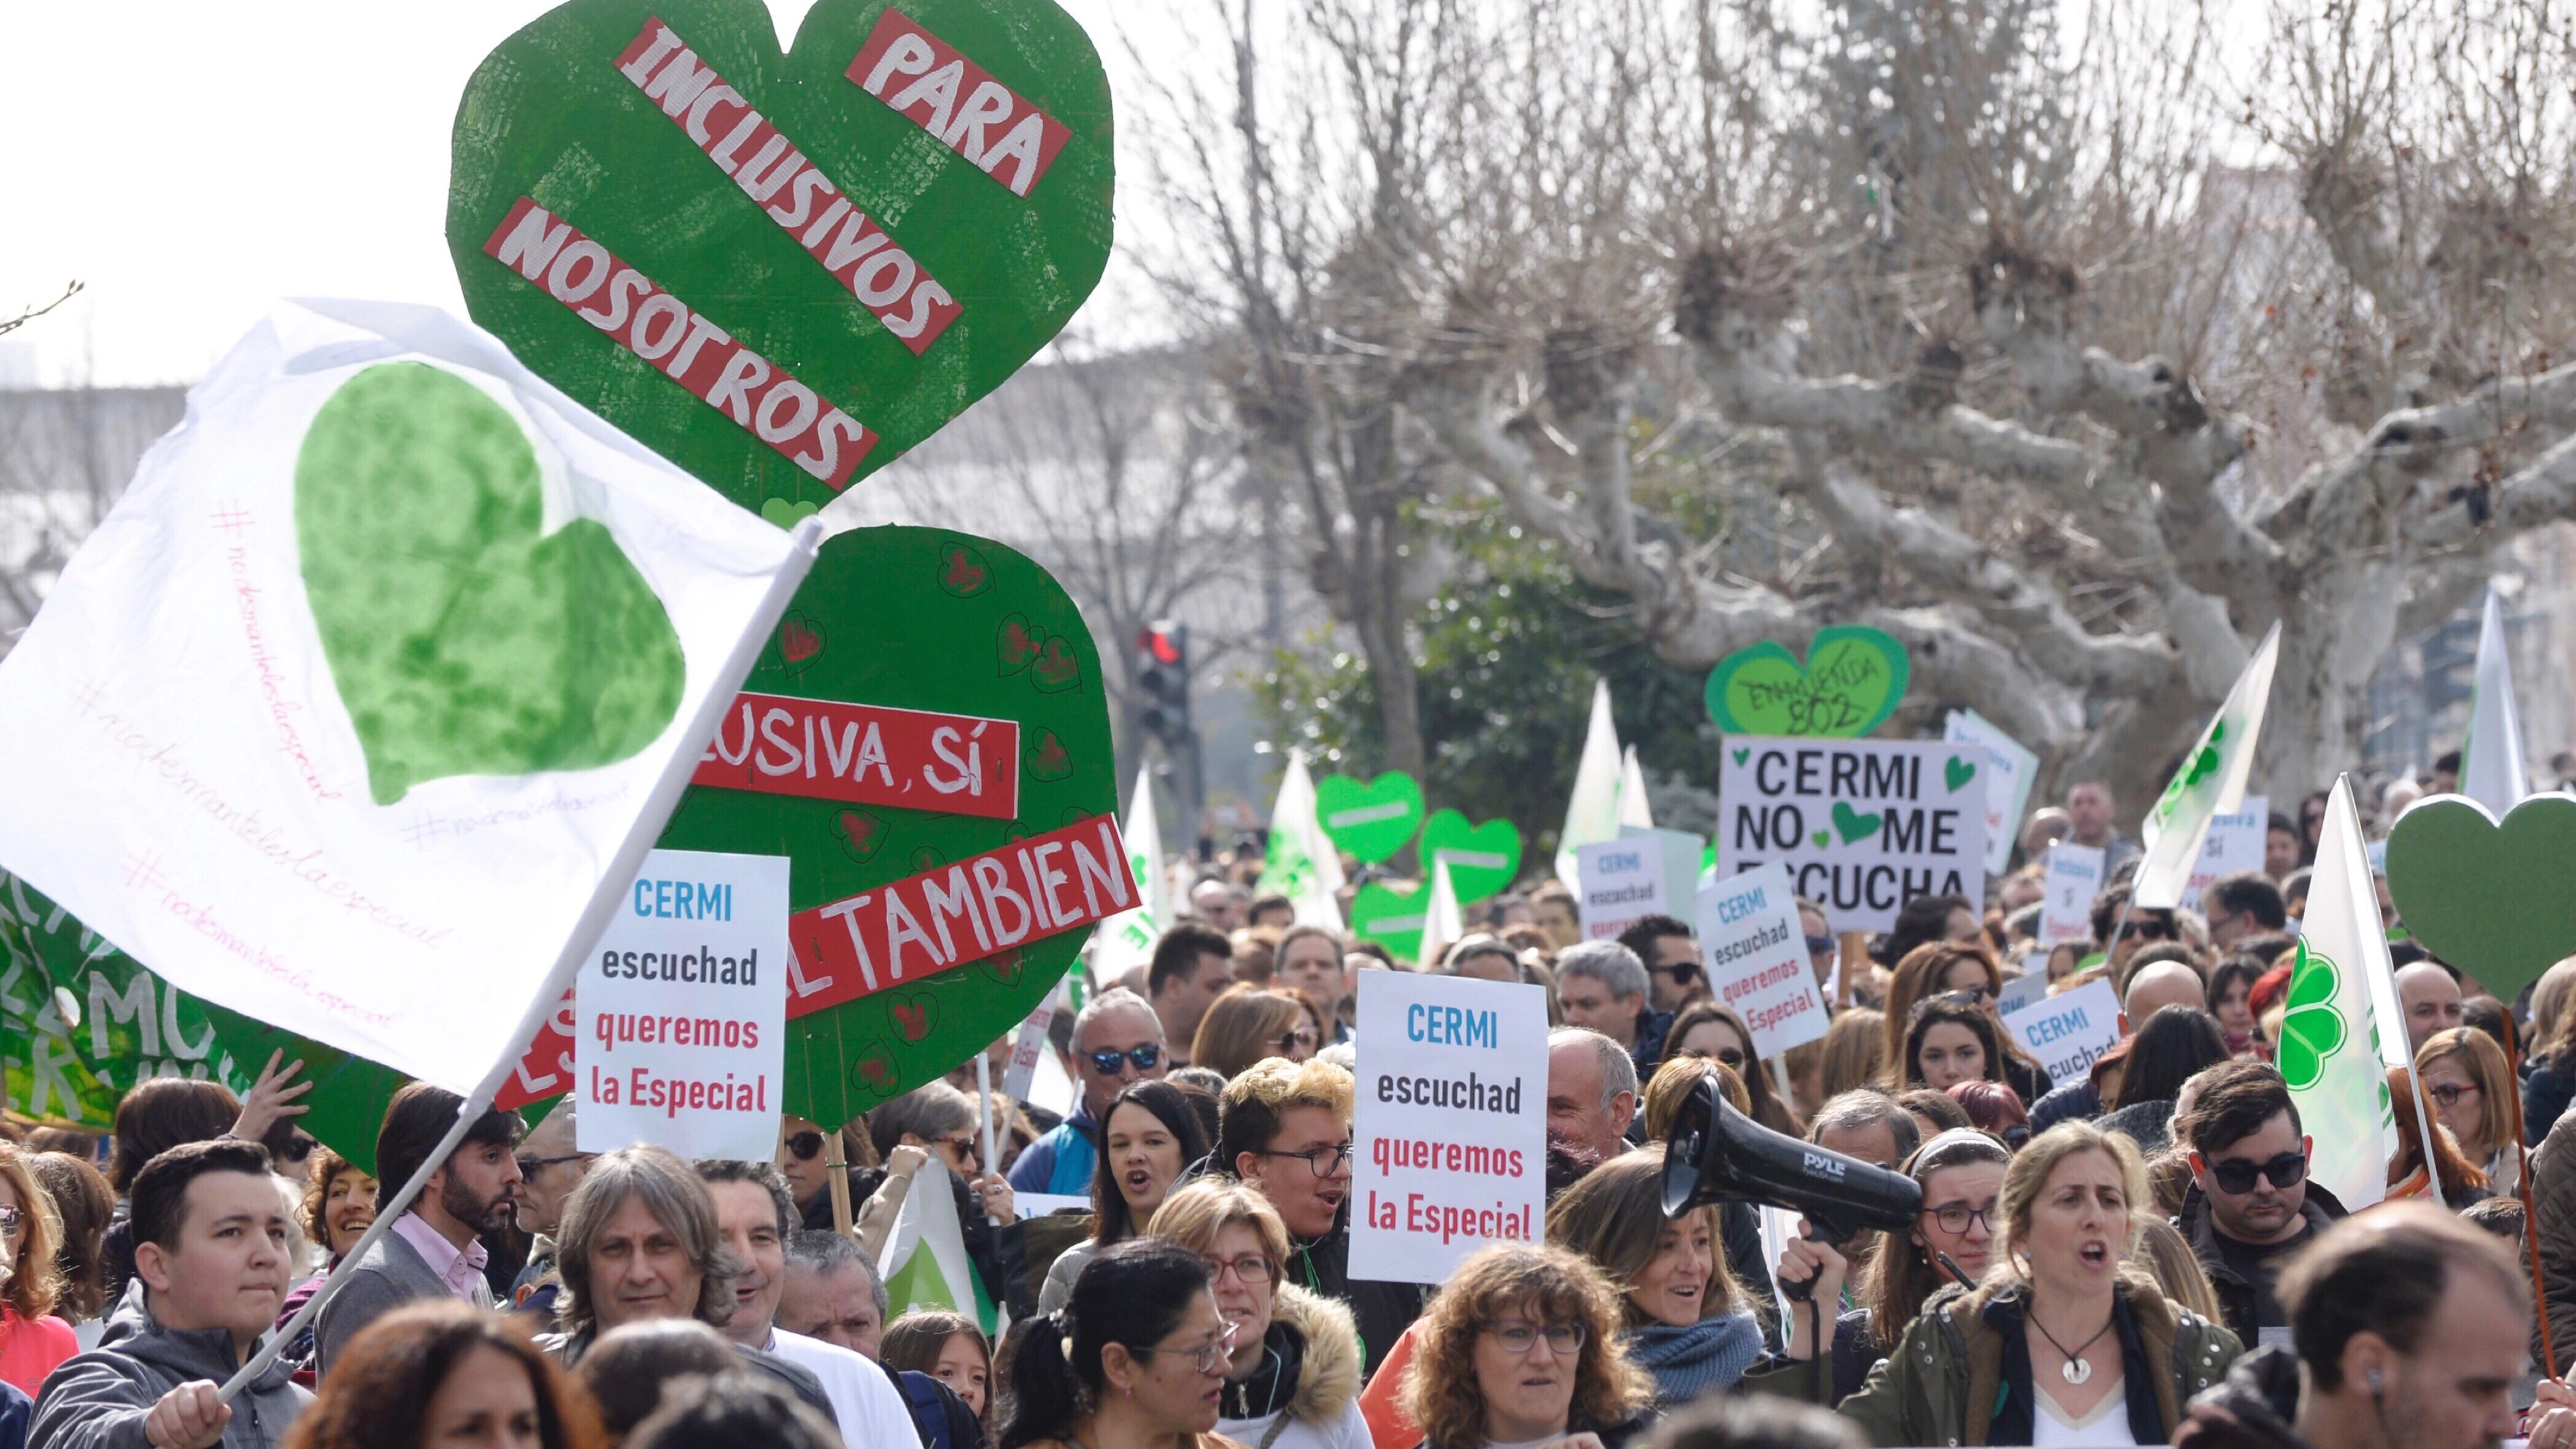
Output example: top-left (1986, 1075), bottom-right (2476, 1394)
top-left (2061, 1357), bottom-right (2092, 1386)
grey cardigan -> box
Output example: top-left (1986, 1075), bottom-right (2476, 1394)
top-left (311, 1219), bottom-right (494, 1375)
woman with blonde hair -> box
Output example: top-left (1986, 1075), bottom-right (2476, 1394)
top-left (2416, 1026), bottom-right (2521, 1194)
top-left (2524, 956), bottom-right (2576, 1140)
top-left (1817, 1010), bottom-right (1887, 1103)
top-left (1762, 1123), bottom-right (2237, 1443)
top-left (1149, 1179), bottom-right (1370, 1449)
top-left (1400, 1242), bottom-right (1651, 1449)
top-left (1192, 987), bottom-right (1319, 1080)
top-left (2124, 1218), bottom-right (2223, 1326)
top-left (1546, 1153), bottom-right (1762, 1410)
top-left (0, 1142), bottom-right (73, 1396)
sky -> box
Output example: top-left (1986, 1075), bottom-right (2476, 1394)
top-left (0, 0), bottom-right (1172, 387)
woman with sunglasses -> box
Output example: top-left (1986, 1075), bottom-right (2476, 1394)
top-left (1400, 1242), bottom-right (1650, 1449)
top-left (1545, 1153), bottom-right (1762, 1411)
top-left (855, 1083), bottom-right (1027, 1314)
top-left (1881, 943), bottom-right (2051, 1107)
top-left (1149, 1180), bottom-right (1370, 1449)
top-left (1042, 1081), bottom-right (1211, 1314)
top-left (1753, 1130), bottom-right (2011, 1407)
top-left (997, 1238), bottom-right (1241, 1449)
top-left (1664, 1001), bottom-right (1800, 1135)
top-left (1192, 987), bottom-right (1321, 1081)
top-left (2416, 1027), bottom-right (2521, 1196)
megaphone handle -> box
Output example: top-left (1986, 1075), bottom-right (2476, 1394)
top-left (1781, 1218), bottom-right (1824, 1304)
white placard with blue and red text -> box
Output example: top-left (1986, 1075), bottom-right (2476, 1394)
top-left (1695, 863), bottom-right (1832, 1059)
top-left (1713, 737), bottom-right (1989, 934)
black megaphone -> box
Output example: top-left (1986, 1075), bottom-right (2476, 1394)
top-left (1661, 1068), bottom-right (1922, 1273)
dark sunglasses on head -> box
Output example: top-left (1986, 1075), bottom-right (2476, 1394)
top-left (1805, 935), bottom-right (1837, 956)
top-left (2210, 1150), bottom-right (2308, 1196)
top-left (1911, 987), bottom-right (1991, 1019)
top-left (784, 1130), bottom-right (827, 1161)
top-left (1086, 1043), bottom-right (1163, 1075)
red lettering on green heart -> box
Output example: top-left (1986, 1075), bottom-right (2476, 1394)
top-left (1706, 626), bottom-right (1910, 738)
top-left (940, 546), bottom-right (990, 597)
top-left (781, 612), bottom-right (825, 665)
top-left (447, 0), bottom-right (1113, 518)
top-left (1417, 810), bottom-right (1524, 904)
top-left (2385, 795), bottom-right (2576, 1001)
top-left (1832, 802), bottom-right (1883, 844)
top-left (296, 362), bottom-right (684, 805)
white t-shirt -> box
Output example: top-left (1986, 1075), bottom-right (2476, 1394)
top-left (2032, 1375), bottom-right (2137, 1447)
top-left (768, 1327), bottom-right (920, 1448)
top-left (1217, 1398), bottom-right (1372, 1449)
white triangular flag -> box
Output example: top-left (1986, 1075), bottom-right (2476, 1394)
top-left (877, 1159), bottom-right (993, 1333)
top-left (1557, 680), bottom-right (1623, 884)
top-left (2462, 586), bottom-right (2528, 819)
top-left (2135, 624), bottom-right (2281, 909)
top-left (1618, 745), bottom-right (1654, 828)
top-left (2281, 777), bottom-right (2399, 1211)
top-left (1417, 857), bottom-right (1463, 970)
top-left (1092, 766), bottom-right (1167, 978)
top-left (1257, 750), bottom-right (1344, 927)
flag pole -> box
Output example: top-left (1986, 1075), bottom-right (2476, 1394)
top-left (974, 1051), bottom-right (1003, 1225)
top-left (220, 517), bottom-right (824, 1397)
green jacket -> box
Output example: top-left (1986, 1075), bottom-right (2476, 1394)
top-left (1750, 1276), bottom-right (2240, 1447)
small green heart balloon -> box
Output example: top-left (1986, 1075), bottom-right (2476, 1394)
top-left (655, 525), bottom-right (1113, 1126)
top-left (2384, 794), bottom-right (2576, 1001)
top-left (1705, 626), bottom-right (1910, 738)
top-left (449, 0), bottom-right (1113, 517)
top-left (1314, 773), bottom-right (1425, 864)
top-left (1348, 879), bottom-right (1429, 960)
top-left (298, 363), bottom-right (684, 805)
top-left (1418, 810), bottom-right (1523, 904)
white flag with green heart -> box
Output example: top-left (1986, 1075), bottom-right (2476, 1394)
top-left (2278, 776), bottom-right (2396, 1211)
top-left (1557, 679), bottom-right (1624, 884)
top-left (1258, 751), bottom-right (1345, 927)
top-left (0, 299), bottom-right (807, 1094)
top-left (2135, 624), bottom-right (2280, 909)
top-left (1092, 765), bottom-right (1166, 978)
top-left (877, 1162), bottom-right (997, 1335)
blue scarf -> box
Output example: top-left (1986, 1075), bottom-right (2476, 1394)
top-left (1623, 1310), bottom-right (1764, 1408)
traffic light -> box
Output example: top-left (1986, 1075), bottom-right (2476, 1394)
top-left (1136, 622), bottom-right (1191, 746)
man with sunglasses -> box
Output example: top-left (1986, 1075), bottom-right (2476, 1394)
top-left (1616, 915), bottom-right (1710, 1016)
top-left (2174, 1060), bottom-right (2348, 1350)
top-left (1006, 988), bottom-right (1168, 1197)
top-left (506, 1100), bottom-right (596, 1323)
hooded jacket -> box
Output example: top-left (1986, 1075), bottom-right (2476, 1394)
top-left (1216, 1285), bottom-right (1370, 1449)
top-left (2172, 1180), bottom-right (2347, 1351)
top-left (1280, 1208), bottom-right (1428, 1382)
top-left (30, 1282), bottom-right (309, 1449)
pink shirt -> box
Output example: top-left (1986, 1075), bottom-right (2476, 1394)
top-left (391, 1213), bottom-right (490, 1300)
top-left (0, 1304), bottom-right (77, 1397)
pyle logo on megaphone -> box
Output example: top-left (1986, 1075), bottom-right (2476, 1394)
top-left (1800, 1149), bottom-right (1849, 1181)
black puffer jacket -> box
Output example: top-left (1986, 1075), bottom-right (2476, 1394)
top-left (2173, 1344), bottom-right (2312, 1449)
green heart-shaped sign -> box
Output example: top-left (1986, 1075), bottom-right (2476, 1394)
top-left (298, 363), bottom-right (684, 805)
top-left (449, 0), bottom-right (1112, 518)
top-left (1417, 810), bottom-right (1523, 905)
top-left (1314, 773), bottom-right (1425, 864)
top-left (1705, 626), bottom-right (1910, 738)
top-left (655, 525), bottom-right (1113, 1126)
top-left (1832, 801), bottom-right (1883, 844)
top-left (2384, 794), bottom-right (2576, 1000)
top-left (1348, 880), bottom-right (1429, 960)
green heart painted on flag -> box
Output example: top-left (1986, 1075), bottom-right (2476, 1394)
top-left (2384, 794), bottom-right (2576, 1002)
top-left (2276, 941), bottom-right (2347, 1092)
top-left (449, 0), bottom-right (1113, 518)
top-left (298, 362), bottom-right (685, 805)
top-left (2150, 721), bottom-right (2229, 833)
top-left (1704, 627), bottom-right (1910, 738)
top-left (1348, 880), bottom-right (1428, 960)
top-left (1314, 773), bottom-right (1425, 864)
top-left (1417, 810), bottom-right (1522, 905)
top-left (1831, 802), bottom-right (1883, 845)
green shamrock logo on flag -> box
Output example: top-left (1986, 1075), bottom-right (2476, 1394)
top-left (2277, 940), bottom-right (2347, 1092)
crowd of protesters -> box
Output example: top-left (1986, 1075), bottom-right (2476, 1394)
top-left (3, 773), bottom-right (2576, 1448)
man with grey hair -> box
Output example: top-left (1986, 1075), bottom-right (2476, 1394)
top-left (1546, 1026), bottom-right (1640, 1167)
top-left (509, 1100), bottom-right (594, 1322)
top-left (1007, 986), bottom-right (1167, 1196)
top-left (1802, 1089), bottom-right (1921, 1251)
top-left (779, 1229), bottom-right (885, 1358)
top-left (1555, 938), bottom-right (1670, 1070)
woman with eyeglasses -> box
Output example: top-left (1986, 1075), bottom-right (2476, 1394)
top-left (1147, 1179), bottom-right (1370, 1449)
top-left (0, 1143), bottom-right (74, 1398)
top-left (2416, 1027), bottom-right (2521, 1196)
top-left (1664, 1001), bottom-right (1800, 1135)
top-left (2384, 1064), bottom-right (2494, 1206)
top-left (1400, 1242), bottom-right (1650, 1449)
top-left (1192, 987), bottom-right (1321, 1081)
top-left (1880, 943), bottom-right (2051, 1108)
top-left (998, 1238), bottom-right (1241, 1449)
top-left (1751, 1129), bottom-right (2010, 1407)
top-left (1042, 1081), bottom-right (1212, 1313)
top-left (1544, 1153), bottom-right (1761, 1412)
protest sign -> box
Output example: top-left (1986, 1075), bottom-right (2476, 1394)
top-left (1943, 710), bottom-right (2037, 875)
top-left (2038, 844), bottom-right (2105, 947)
top-left (1420, 810), bottom-right (1524, 904)
top-left (1694, 864), bottom-right (1830, 1057)
top-left (1713, 738), bottom-right (1989, 933)
top-left (2001, 978), bottom-right (2123, 1084)
top-left (1349, 880), bottom-right (1429, 962)
top-left (1090, 767), bottom-right (1166, 981)
top-left (1351, 971), bottom-right (1548, 1283)
top-left (654, 525), bottom-right (1118, 1127)
top-left (2385, 792), bottom-right (2576, 1002)
top-left (1994, 968), bottom-right (2050, 1018)
top-left (2179, 798), bottom-right (2268, 914)
top-left (449, 0), bottom-right (1114, 524)
top-left (1315, 772), bottom-right (1425, 863)
top-left (1573, 831), bottom-right (1694, 942)
top-left (1705, 627), bottom-right (1910, 738)
top-left (577, 849), bottom-right (789, 1159)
